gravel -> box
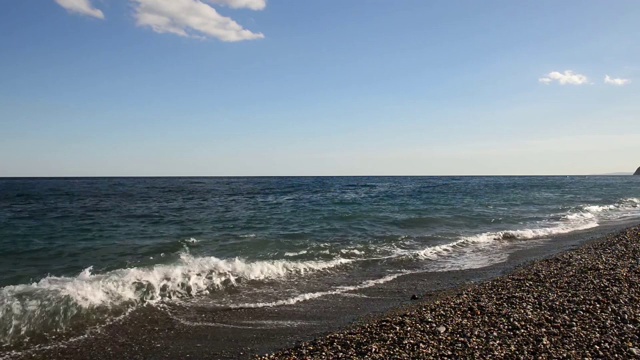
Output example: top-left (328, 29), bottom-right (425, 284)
top-left (259, 226), bottom-right (640, 359)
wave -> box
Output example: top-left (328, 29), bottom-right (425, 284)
top-left (412, 197), bottom-right (640, 263)
top-left (283, 250), bottom-right (308, 257)
top-left (284, 247), bottom-right (364, 258)
top-left (0, 254), bottom-right (351, 345)
top-left (228, 272), bottom-right (406, 309)
top-left (2, 196), bottom-right (638, 346)
top-left (410, 220), bottom-right (596, 261)
top-left (340, 249), bottom-right (364, 255)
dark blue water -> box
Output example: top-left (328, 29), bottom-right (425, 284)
top-left (1, 176), bottom-right (639, 345)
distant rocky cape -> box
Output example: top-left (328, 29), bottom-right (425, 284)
top-left (635, 167), bottom-right (640, 176)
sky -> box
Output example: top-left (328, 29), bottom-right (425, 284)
top-left (1, 0), bottom-right (639, 176)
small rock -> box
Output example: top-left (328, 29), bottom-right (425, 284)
top-left (437, 326), bottom-right (446, 334)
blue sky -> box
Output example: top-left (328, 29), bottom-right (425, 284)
top-left (1, 0), bottom-right (639, 176)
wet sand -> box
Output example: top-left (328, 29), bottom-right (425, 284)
top-left (2, 223), bottom-right (638, 359)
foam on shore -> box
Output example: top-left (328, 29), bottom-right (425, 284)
top-left (0, 255), bottom-right (352, 345)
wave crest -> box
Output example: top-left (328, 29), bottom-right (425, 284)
top-left (0, 254), bottom-right (351, 345)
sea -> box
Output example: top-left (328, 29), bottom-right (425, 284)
top-left (1, 176), bottom-right (639, 348)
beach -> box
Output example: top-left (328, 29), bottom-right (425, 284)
top-left (4, 0), bottom-right (640, 358)
top-left (2, 223), bottom-right (638, 359)
top-left (261, 224), bottom-right (640, 359)
top-left (4, 1), bottom-right (638, 357)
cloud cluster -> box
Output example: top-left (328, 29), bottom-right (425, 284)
top-left (133, 0), bottom-right (264, 41)
top-left (538, 71), bottom-right (589, 85)
top-left (54, 0), bottom-right (265, 42)
top-left (55, 0), bottom-right (104, 19)
top-left (604, 75), bottom-right (631, 86)
top-left (539, 70), bottom-right (631, 86)
top-left (208, 0), bottom-right (266, 10)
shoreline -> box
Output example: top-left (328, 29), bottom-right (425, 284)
top-left (260, 224), bottom-right (640, 359)
top-left (3, 222), bottom-right (639, 359)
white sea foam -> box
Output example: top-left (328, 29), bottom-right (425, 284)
top-left (413, 197), bottom-right (640, 266)
top-left (563, 212), bottom-right (596, 221)
top-left (283, 250), bottom-right (307, 257)
top-left (229, 272), bottom-right (406, 309)
top-left (340, 249), bottom-right (365, 255)
top-left (169, 317), bottom-right (318, 330)
top-left (3, 196), bottom-right (639, 347)
top-left (416, 209), bottom-right (600, 261)
top-left (583, 205), bottom-right (616, 213)
top-left (569, 198), bottom-right (640, 222)
top-left (394, 196), bottom-right (640, 271)
top-left (171, 319), bottom-right (267, 329)
top-left (585, 198), bottom-right (639, 213)
top-left (0, 254), bottom-right (352, 345)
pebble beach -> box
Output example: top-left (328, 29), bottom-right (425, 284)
top-left (260, 225), bottom-right (640, 359)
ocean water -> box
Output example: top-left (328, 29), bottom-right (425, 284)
top-left (1, 176), bottom-right (639, 346)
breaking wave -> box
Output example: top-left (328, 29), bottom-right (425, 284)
top-left (0, 254), bottom-right (351, 345)
top-left (413, 197), bottom-right (640, 261)
top-left (1, 196), bottom-right (638, 347)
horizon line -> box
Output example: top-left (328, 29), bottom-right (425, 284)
top-left (0, 174), bottom-right (635, 179)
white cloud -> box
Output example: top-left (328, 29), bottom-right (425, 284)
top-left (54, 0), bottom-right (105, 19)
top-left (604, 75), bottom-right (630, 86)
top-left (538, 70), bottom-right (589, 85)
top-left (206, 0), bottom-right (266, 11)
top-left (133, 0), bottom-right (264, 42)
